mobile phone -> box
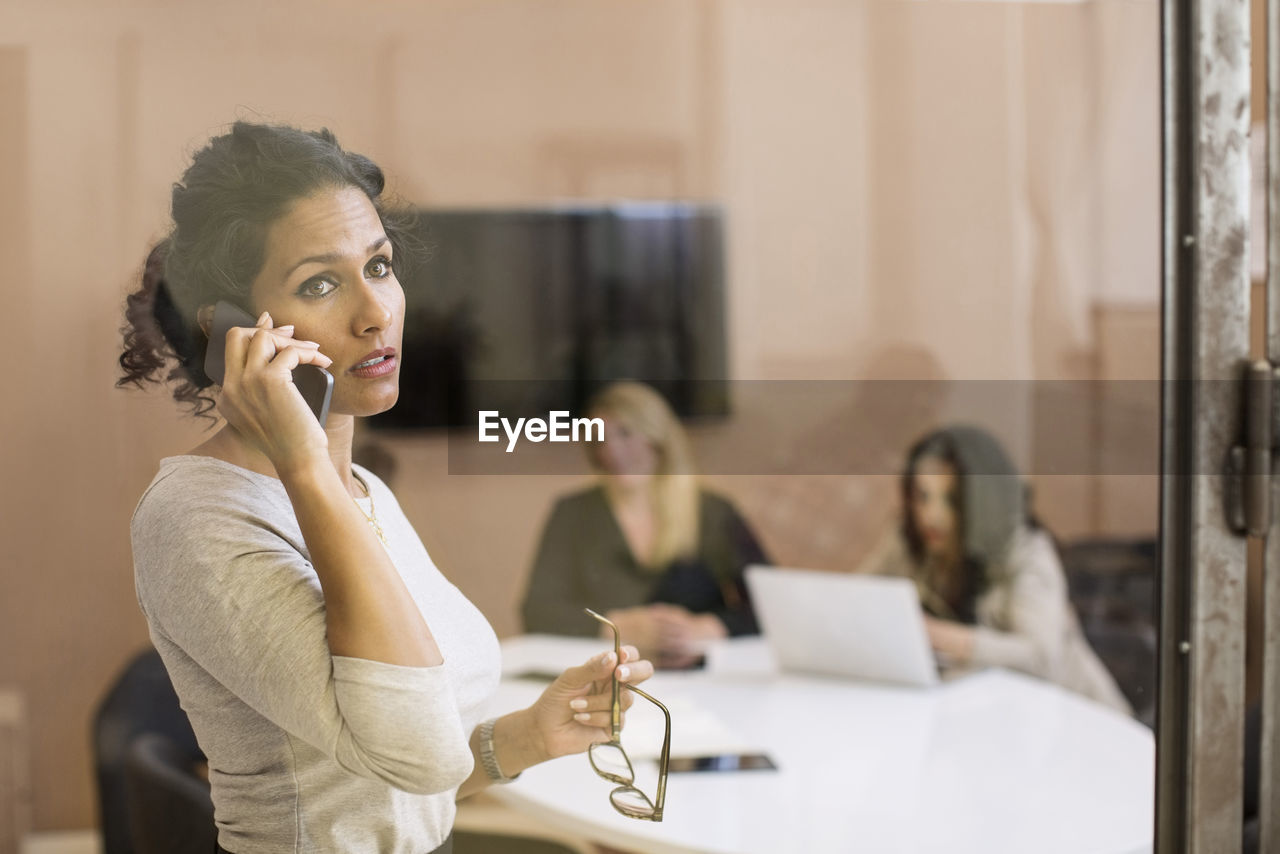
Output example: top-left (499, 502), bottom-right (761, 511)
top-left (666, 753), bottom-right (778, 773)
top-left (203, 300), bottom-right (333, 426)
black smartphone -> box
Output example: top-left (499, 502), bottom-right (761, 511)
top-left (666, 753), bottom-right (778, 773)
top-left (203, 300), bottom-right (334, 427)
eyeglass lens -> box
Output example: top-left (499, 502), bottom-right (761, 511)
top-left (610, 786), bottom-right (658, 819)
top-left (588, 740), bottom-right (634, 785)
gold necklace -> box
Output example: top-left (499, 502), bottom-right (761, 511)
top-left (351, 471), bottom-right (388, 546)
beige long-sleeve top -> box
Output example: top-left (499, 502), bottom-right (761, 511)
top-left (857, 527), bottom-right (1131, 714)
top-left (131, 456), bottom-right (501, 853)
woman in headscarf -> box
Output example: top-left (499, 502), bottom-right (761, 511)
top-left (857, 425), bottom-right (1130, 713)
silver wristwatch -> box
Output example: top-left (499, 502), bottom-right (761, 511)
top-left (478, 718), bottom-right (520, 784)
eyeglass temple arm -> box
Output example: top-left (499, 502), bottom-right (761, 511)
top-left (624, 683), bottom-right (670, 814)
top-left (584, 608), bottom-right (622, 741)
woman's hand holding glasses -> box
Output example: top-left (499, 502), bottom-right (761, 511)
top-left (473, 641), bottom-right (654, 791)
top-left (584, 608), bottom-right (671, 821)
top-left (525, 643), bottom-right (654, 760)
top-left (465, 613), bottom-right (668, 820)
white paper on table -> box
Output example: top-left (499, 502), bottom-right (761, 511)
top-left (702, 636), bottom-right (778, 676)
top-left (620, 694), bottom-right (759, 760)
top-left (500, 634), bottom-right (613, 678)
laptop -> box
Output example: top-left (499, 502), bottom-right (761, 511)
top-left (744, 565), bottom-right (939, 688)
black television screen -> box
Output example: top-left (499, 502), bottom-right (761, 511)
top-left (368, 203), bottom-right (729, 430)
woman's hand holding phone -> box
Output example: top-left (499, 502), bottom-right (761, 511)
top-left (216, 311), bottom-right (334, 473)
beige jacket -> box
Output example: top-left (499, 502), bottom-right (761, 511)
top-left (858, 527), bottom-right (1132, 715)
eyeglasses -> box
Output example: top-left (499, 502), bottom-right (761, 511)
top-left (584, 608), bottom-right (670, 822)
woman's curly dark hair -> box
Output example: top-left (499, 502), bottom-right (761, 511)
top-left (117, 121), bottom-right (419, 418)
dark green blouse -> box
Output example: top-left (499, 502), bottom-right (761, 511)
top-left (520, 486), bottom-right (768, 637)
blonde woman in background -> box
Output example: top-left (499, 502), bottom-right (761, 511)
top-left (521, 381), bottom-right (769, 668)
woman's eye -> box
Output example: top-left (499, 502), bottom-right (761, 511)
top-left (367, 256), bottom-right (392, 278)
top-left (299, 278), bottom-right (337, 298)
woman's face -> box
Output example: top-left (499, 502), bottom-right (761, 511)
top-left (249, 185), bottom-right (405, 418)
top-left (594, 415), bottom-right (660, 486)
top-left (909, 456), bottom-right (960, 558)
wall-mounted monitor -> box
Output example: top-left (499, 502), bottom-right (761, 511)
top-left (369, 203), bottom-right (729, 431)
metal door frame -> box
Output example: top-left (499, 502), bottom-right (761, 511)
top-left (1158, 0), bottom-right (1251, 848)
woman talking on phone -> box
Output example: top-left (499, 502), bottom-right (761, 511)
top-left (118, 121), bottom-right (652, 854)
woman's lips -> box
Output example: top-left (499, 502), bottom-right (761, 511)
top-left (348, 354), bottom-right (397, 378)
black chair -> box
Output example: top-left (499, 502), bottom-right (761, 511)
top-left (1059, 537), bottom-right (1159, 724)
top-left (1079, 620), bottom-right (1158, 726)
top-left (1059, 537), bottom-right (1157, 626)
top-left (92, 648), bottom-right (205, 854)
top-left (124, 733), bottom-right (216, 854)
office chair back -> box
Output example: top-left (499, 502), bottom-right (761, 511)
top-left (92, 648), bottom-right (204, 854)
top-left (124, 733), bottom-right (216, 854)
top-left (1059, 537), bottom-right (1158, 723)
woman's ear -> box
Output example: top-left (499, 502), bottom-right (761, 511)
top-left (196, 304), bottom-right (215, 339)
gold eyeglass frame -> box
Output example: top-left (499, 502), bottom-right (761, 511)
top-left (584, 608), bottom-right (671, 822)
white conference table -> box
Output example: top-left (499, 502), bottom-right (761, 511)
top-left (483, 635), bottom-right (1155, 854)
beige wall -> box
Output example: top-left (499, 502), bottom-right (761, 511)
top-left (0, 0), bottom-right (1160, 831)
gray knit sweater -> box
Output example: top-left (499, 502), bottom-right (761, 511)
top-left (131, 456), bottom-right (500, 853)
top-left (857, 527), bottom-right (1132, 714)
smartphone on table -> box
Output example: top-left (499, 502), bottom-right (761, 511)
top-left (203, 300), bottom-right (334, 426)
top-left (666, 753), bottom-right (778, 773)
